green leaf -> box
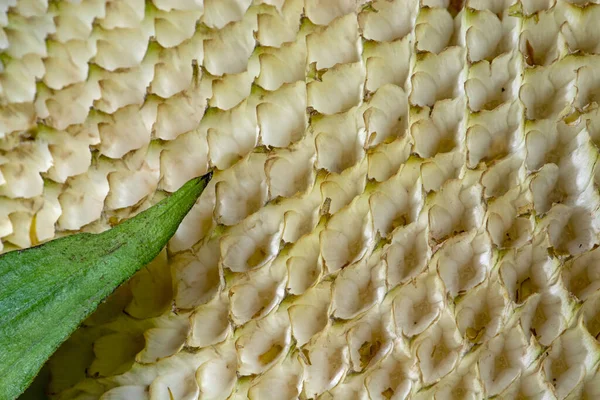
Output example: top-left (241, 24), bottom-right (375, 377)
top-left (0, 173), bottom-right (213, 400)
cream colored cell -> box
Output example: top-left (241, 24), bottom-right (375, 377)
top-left (320, 194), bottom-right (374, 273)
top-left (358, 0), bottom-right (418, 42)
top-left (92, 15), bottom-right (154, 71)
top-left (542, 321), bottom-right (600, 399)
top-left (410, 47), bottom-right (466, 107)
top-left (99, 0), bottom-right (145, 30)
top-left (172, 239), bottom-right (222, 310)
top-left (1, 54), bottom-right (45, 103)
top-left (307, 62), bottom-right (365, 115)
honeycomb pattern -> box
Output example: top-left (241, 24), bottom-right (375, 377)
top-left (2, 0), bottom-right (600, 399)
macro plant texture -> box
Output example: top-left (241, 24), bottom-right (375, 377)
top-left (2, 0), bottom-right (600, 399)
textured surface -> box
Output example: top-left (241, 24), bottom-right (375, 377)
top-left (2, 0), bottom-right (600, 399)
